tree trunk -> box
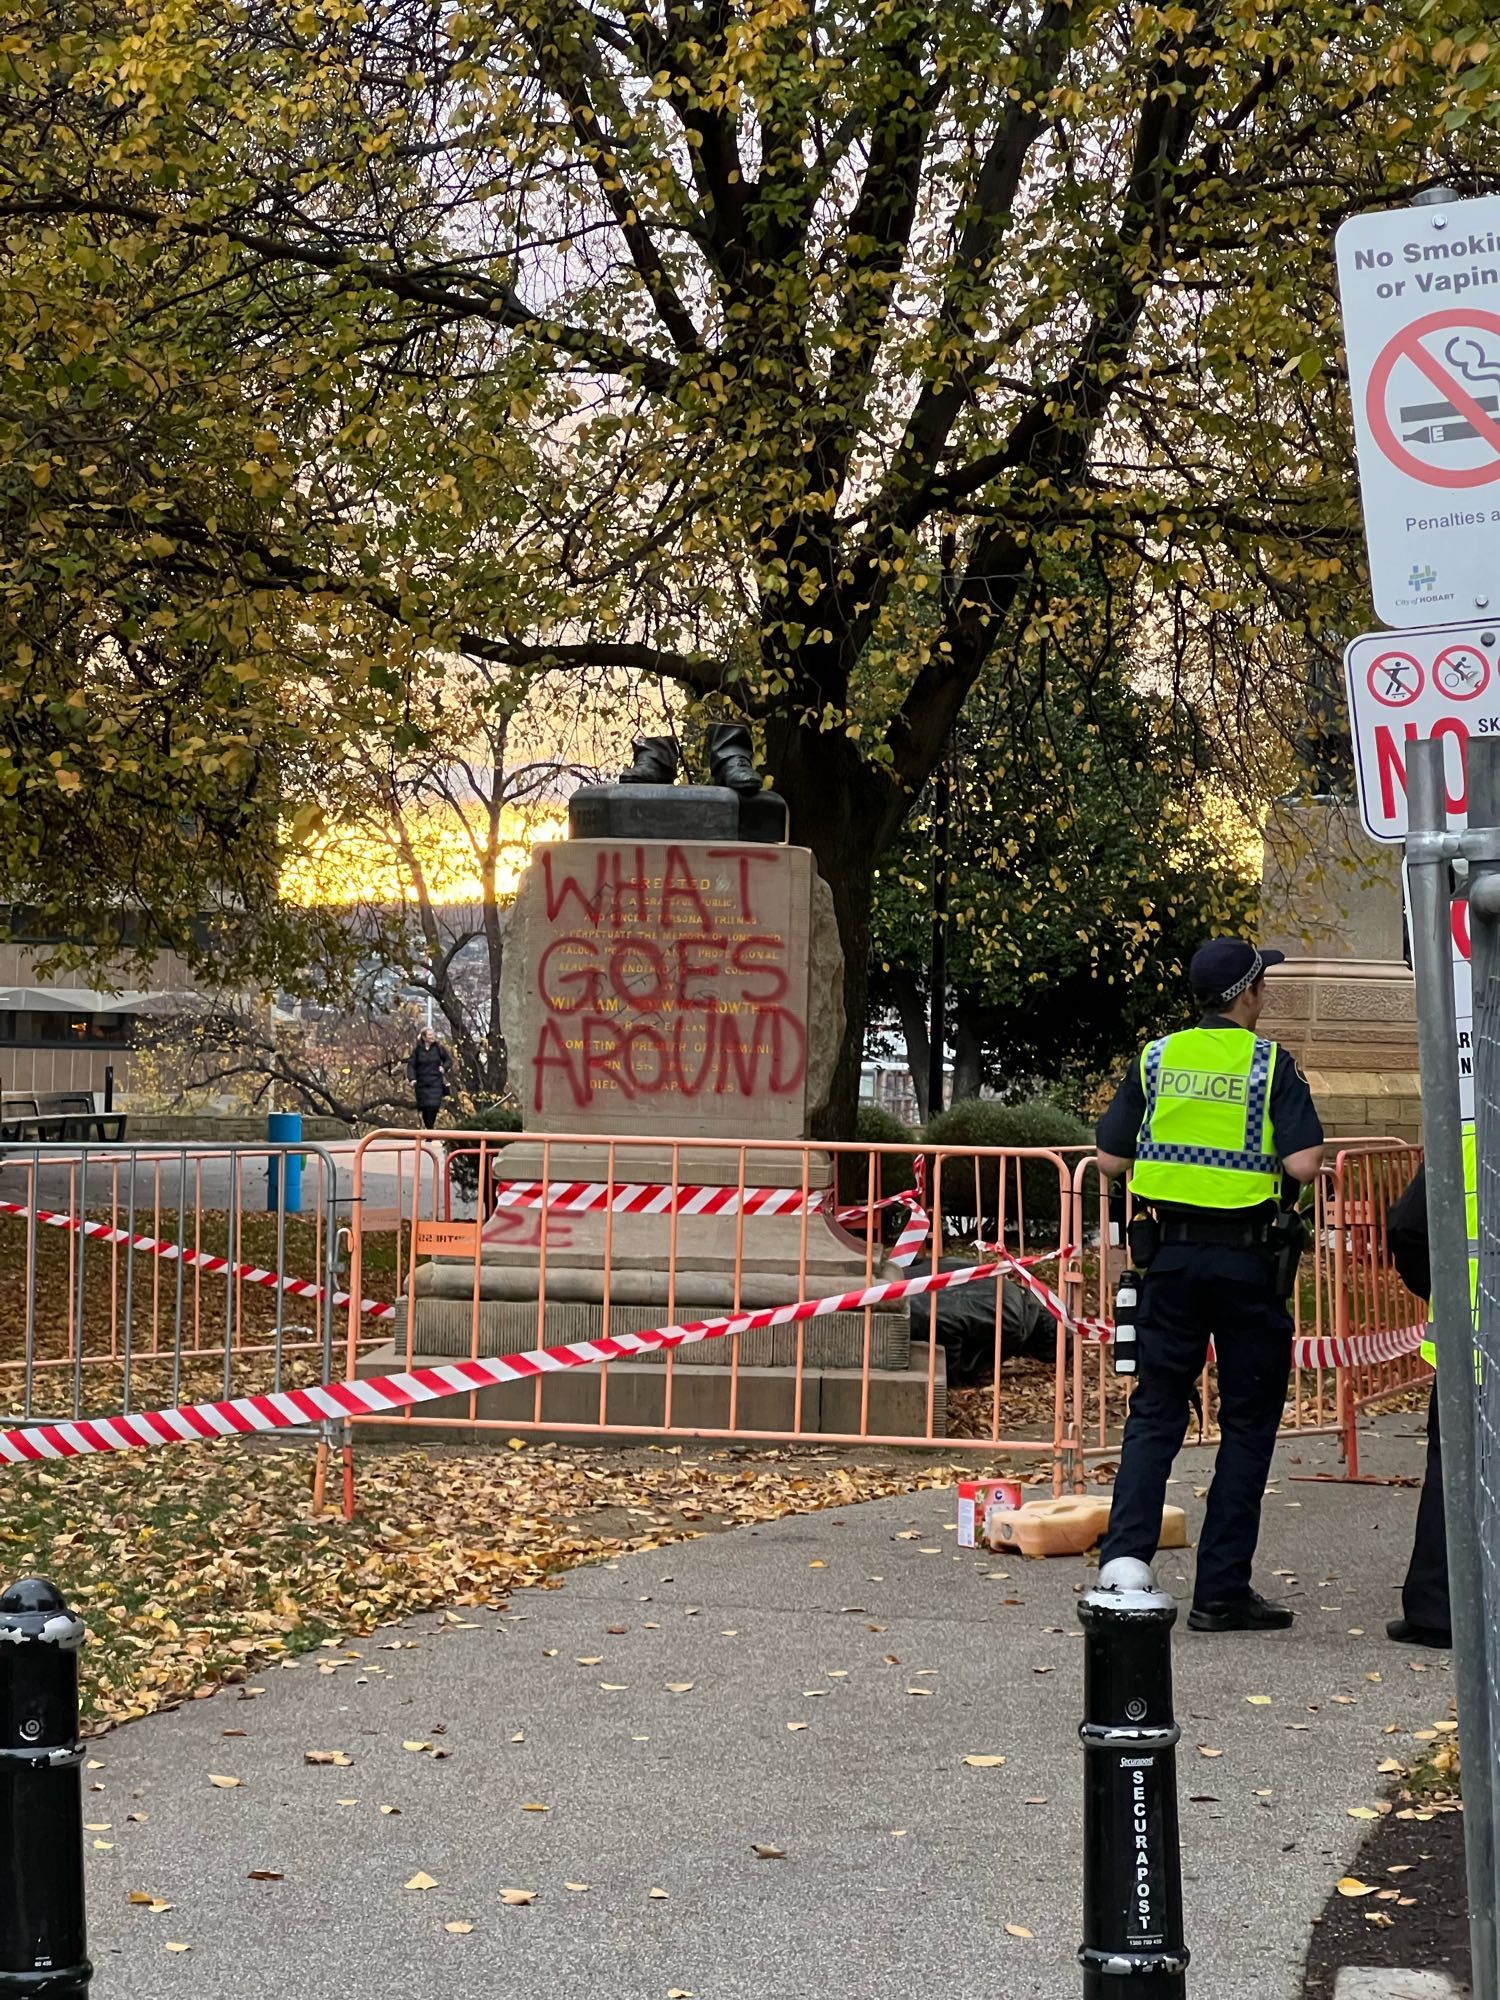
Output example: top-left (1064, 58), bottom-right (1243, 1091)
top-left (766, 725), bottom-right (885, 1139)
top-left (889, 968), bottom-right (932, 1123)
top-left (951, 989), bottom-right (984, 1104)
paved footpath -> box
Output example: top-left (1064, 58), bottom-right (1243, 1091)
top-left (83, 1424), bottom-right (1451, 1999)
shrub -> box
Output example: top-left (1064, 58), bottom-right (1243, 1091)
top-left (836, 1104), bottom-right (921, 1211)
top-left (921, 1097), bottom-right (1091, 1236)
top-left (447, 1101), bottom-right (523, 1202)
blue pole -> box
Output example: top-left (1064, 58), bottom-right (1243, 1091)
top-left (266, 1112), bottom-right (303, 1214)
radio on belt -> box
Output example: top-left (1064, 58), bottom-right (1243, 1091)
top-left (1113, 1270), bottom-right (1140, 1376)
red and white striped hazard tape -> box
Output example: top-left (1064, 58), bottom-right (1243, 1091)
top-left (973, 1240), bottom-right (1426, 1370)
top-left (0, 1199), bottom-right (1423, 1466)
top-left (0, 1252), bottom-right (1012, 1465)
top-left (0, 1199), bottom-right (397, 1324)
top-left (489, 1173), bottom-right (933, 1268)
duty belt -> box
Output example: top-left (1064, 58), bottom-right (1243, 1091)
top-left (1156, 1214), bottom-right (1274, 1250)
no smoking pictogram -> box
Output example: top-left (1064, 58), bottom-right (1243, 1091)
top-left (1366, 307), bottom-right (1500, 490)
top-left (1366, 650), bottom-right (1424, 706)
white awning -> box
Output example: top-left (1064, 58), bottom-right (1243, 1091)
top-left (0, 987), bottom-right (193, 1016)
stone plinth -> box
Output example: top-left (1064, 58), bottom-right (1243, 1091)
top-left (354, 1339), bottom-right (944, 1443)
top-left (401, 826), bottom-right (920, 1436)
top-left (1258, 799), bottom-right (1421, 1142)
top-left (395, 1297), bottom-right (911, 1371)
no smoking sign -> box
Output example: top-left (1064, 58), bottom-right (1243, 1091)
top-left (1366, 307), bottom-right (1500, 491)
top-left (1336, 195), bottom-right (1500, 628)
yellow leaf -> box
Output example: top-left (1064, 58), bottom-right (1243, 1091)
top-left (499, 1889), bottom-right (536, 1907)
top-left (1244, 1696), bottom-right (1272, 1707)
top-left (577, 1657), bottom-right (604, 1667)
top-left (963, 1755), bottom-right (1006, 1767)
top-left (1005, 1923), bottom-right (1033, 1938)
top-left (1337, 1878), bottom-right (1375, 1897)
top-left (165, 1942), bottom-right (191, 1953)
top-left (403, 1741), bottom-right (432, 1753)
top-left (405, 1874), bottom-right (439, 1892)
top-left (521, 1802), bottom-right (548, 1812)
top-left (565, 1883), bottom-right (590, 1893)
top-left (666, 1682), bottom-right (695, 1694)
top-left (207, 1775), bottom-right (242, 1789)
top-left (445, 1921), bottom-right (475, 1934)
top-left (1197, 1747), bottom-right (1223, 1759)
top-left (1347, 1807), bottom-right (1380, 1820)
top-left (786, 1722), bottom-right (809, 1732)
top-left (649, 1887), bottom-right (669, 1900)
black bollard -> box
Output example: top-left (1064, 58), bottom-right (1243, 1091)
top-left (1078, 1560), bottom-right (1189, 1996)
top-left (0, 1578), bottom-right (91, 1997)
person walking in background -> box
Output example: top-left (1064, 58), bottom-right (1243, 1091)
top-left (407, 1027), bottom-right (452, 1130)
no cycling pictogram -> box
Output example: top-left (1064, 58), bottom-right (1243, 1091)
top-left (1366, 650), bottom-right (1424, 707)
top-left (1367, 307), bottom-right (1500, 490)
top-left (1433, 642), bottom-right (1491, 700)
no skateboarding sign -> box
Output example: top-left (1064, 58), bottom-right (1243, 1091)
top-left (1336, 196), bottom-right (1500, 627)
top-left (1344, 620), bottom-right (1500, 842)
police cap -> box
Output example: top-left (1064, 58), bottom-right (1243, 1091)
top-left (1188, 938), bottom-right (1286, 1004)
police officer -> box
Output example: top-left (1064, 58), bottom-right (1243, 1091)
top-left (1382, 1135), bottom-right (1466, 1650)
top-left (1094, 938), bottom-right (1325, 1630)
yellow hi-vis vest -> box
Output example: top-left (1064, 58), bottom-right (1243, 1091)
top-left (1128, 1026), bottom-right (1282, 1211)
top-left (1420, 1120), bottom-right (1477, 1369)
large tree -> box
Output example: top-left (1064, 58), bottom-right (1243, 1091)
top-left (2, 0), bottom-right (1496, 1119)
top-left (870, 596), bottom-right (1257, 1113)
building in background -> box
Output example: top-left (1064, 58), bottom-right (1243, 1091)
top-left (0, 927), bottom-right (201, 1098)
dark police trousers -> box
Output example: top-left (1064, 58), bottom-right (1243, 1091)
top-left (1098, 1243), bottom-right (1293, 1606)
top-left (1402, 1385), bottom-right (1452, 1632)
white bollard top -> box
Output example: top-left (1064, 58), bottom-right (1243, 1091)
top-left (1097, 1557), bottom-right (1156, 1593)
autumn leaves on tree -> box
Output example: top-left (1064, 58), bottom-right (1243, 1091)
top-left (3, 0), bottom-right (1499, 1121)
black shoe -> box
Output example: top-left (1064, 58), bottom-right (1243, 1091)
top-left (1187, 1590), bottom-right (1294, 1632)
top-left (1386, 1618), bottom-right (1452, 1650)
top-left (706, 722), bottom-right (763, 798)
top-left (619, 735), bottom-right (679, 785)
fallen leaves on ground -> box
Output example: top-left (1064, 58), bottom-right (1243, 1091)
top-left (0, 1439), bottom-right (959, 1729)
top-left (499, 1889), bottom-right (536, 1906)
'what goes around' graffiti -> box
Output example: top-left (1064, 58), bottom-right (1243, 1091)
top-left (528, 844), bottom-right (809, 1111)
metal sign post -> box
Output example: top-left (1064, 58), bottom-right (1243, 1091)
top-left (1404, 738), bottom-right (1497, 2000)
top-left (1335, 191), bottom-right (1500, 628)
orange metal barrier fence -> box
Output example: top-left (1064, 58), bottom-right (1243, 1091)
top-left (0, 1129), bottom-right (1425, 1503)
top-left (1065, 1139), bottom-right (1428, 1475)
top-left (0, 1142), bottom-right (348, 1424)
top-left (1322, 1141), bottom-right (1430, 1477)
top-left (343, 1131), bottom-right (1087, 1493)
